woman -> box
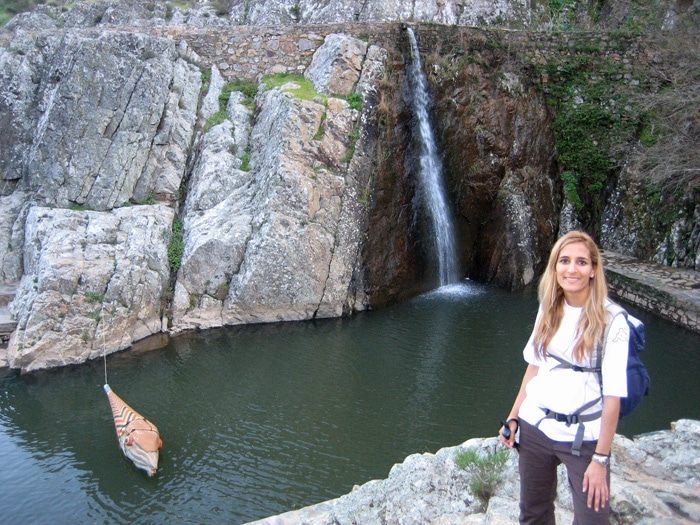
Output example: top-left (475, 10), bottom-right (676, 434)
top-left (500, 231), bottom-right (629, 524)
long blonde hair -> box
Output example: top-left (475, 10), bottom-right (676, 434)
top-left (534, 231), bottom-right (608, 363)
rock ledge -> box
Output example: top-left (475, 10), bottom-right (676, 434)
top-left (246, 419), bottom-right (700, 525)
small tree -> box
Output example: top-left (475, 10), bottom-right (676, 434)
top-left (455, 447), bottom-right (510, 508)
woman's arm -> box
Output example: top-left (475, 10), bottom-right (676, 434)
top-left (500, 364), bottom-right (539, 448)
top-left (582, 395), bottom-right (620, 511)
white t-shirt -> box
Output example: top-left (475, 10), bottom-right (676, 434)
top-left (519, 301), bottom-right (629, 442)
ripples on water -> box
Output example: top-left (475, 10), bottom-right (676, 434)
top-left (0, 281), bottom-right (698, 524)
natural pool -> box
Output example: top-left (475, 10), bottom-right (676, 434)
top-left (1, 281), bottom-right (698, 524)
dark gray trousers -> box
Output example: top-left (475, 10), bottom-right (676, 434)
top-left (518, 419), bottom-right (611, 525)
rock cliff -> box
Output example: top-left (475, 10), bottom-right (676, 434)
top-left (1, 21), bottom-right (384, 370)
top-left (0, 0), bottom-right (698, 371)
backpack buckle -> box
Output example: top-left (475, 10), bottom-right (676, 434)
top-left (544, 409), bottom-right (578, 425)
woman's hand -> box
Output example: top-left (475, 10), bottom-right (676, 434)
top-left (582, 395), bottom-right (617, 511)
top-left (499, 419), bottom-right (518, 448)
top-left (582, 461), bottom-right (609, 511)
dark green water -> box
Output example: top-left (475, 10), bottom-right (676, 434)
top-left (0, 281), bottom-right (698, 524)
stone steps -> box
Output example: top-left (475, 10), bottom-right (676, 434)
top-left (601, 250), bottom-right (700, 333)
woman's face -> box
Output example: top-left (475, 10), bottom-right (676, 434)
top-left (556, 241), bottom-right (595, 307)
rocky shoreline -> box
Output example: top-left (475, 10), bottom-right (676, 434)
top-left (246, 419), bottom-right (700, 525)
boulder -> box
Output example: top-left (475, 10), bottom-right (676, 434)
top-left (304, 33), bottom-right (368, 96)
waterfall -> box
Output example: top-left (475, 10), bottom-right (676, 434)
top-left (406, 27), bottom-right (459, 286)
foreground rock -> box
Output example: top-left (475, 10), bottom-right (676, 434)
top-left (246, 419), bottom-right (700, 525)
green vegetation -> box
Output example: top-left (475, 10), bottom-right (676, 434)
top-left (546, 0), bottom-right (580, 30)
top-left (228, 79), bottom-right (257, 104)
top-left (346, 93), bottom-right (363, 111)
top-left (203, 79), bottom-right (257, 132)
top-left (1, 0), bottom-right (47, 27)
top-left (239, 151), bottom-right (251, 171)
top-left (203, 109), bottom-right (227, 132)
top-left (455, 447), bottom-right (510, 506)
top-left (535, 57), bottom-right (640, 218)
top-left (313, 112), bottom-right (327, 140)
top-left (261, 73), bottom-right (327, 104)
top-left (343, 124), bottom-right (360, 163)
top-left (168, 218), bottom-right (185, 272)
top-left (84, 291), bottom-right (104, 304)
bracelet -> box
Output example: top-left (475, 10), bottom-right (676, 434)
top-left (594, 451), bottom-right (610, 457)
top-left (500, 418), bottom-right (519, 436)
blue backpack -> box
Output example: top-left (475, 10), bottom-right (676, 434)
top-left (602, 303), bottom-right (650, 421)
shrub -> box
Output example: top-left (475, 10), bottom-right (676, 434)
top-left (455, 447), bottom-right (510, 506)
top-left (239, 151), bottom-right (251, 171)
top-left (84, 291), bottom-right (104, 304)
top-left (168, 218), bottom-right (184, 272)
top-left (346, 93), bottom-right (363, 111)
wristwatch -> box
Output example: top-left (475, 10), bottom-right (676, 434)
top-left (591, 454), bottom-right (610, 466)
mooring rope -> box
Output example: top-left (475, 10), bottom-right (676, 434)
top-left (101, 302), bottom-right (108, 385)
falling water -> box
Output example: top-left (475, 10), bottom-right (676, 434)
top-left (406, 27), bottom-right (459, 286)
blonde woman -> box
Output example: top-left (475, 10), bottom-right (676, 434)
top-left (500, 231), bottom-right (629, 524)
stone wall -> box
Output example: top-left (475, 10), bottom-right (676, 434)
top-left (150, 23), bottom-right (401, 81)
top-left (143, 23), bottom-right (653, 83)
top-left (607, 271), bottom-right (700, 333)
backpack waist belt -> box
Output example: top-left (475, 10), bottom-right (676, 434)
top-left (542, 408), bottom-right (601, 426)
top-left (535, 396), bottom-right (602, 456)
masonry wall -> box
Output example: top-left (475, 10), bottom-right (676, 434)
top-left (152, 23), bottom-right (402, 81)
top-left (607, 271), bottom-right (700, 333)
top-left (148, 23), bottom-right (653, 83)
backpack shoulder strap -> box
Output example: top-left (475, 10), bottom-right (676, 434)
top-left (605, 302), bottom-right (627, 321)
top-left (597, 302), bottom-right (629, 388)
top-left (602, 303), bottom-right (628, 352)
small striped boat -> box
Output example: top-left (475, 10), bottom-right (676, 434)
top-left (103, 384), bottom-right (162, 476)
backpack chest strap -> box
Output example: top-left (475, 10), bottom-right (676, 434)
top-left (548, 353), bottom-right (600, 374)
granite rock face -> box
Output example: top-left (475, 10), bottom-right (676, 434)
top-left (171, 33), bottom-right (379, 333)
top-left (0, 25), bottom-right (201, 371)
top-left (7, 206), bottom-right (174, 372)
top-left (0, 23), bottom-right (383, 370)
top-left (2, 30), bottom-right (200, 211)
